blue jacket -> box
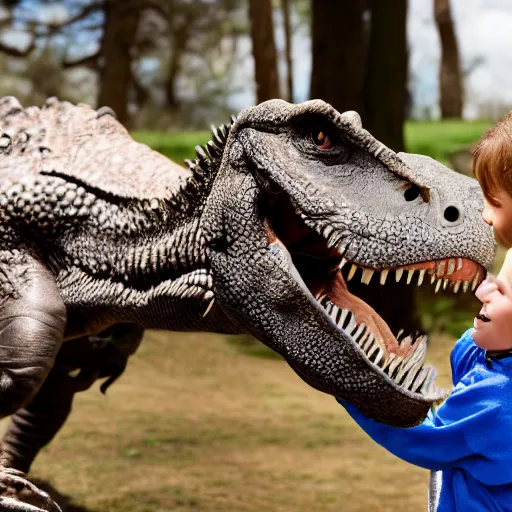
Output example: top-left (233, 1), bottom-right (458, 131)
top-left (339, 329), bottom-right (512, 511)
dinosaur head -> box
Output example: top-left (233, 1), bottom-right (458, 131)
top-left (196, 99), bottom-right (494, 427)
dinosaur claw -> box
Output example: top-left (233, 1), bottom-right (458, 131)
top-left (0, 496), bottom-right (54, 512)
top-left (0, 468), bottom-right (61, 512)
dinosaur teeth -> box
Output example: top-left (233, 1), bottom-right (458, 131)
top-left (379, 268), bottom-right (389, 285)
top-left (347, 264), bottom-right (358, 281)
top-left (395, 268), bottom-right (404, 282)
top-left (361, 268), bottom-right (374, 284)
top-left (417, 269), bottom-right (426, 286)
top-left (453, 281), bottom-right (461, 293)
top-left (406, 269), bottom-right (415, 284)
top-left (447, 259), bottom-right (455, 275)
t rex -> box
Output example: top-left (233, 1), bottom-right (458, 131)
top-left (0, 96), bottom-right (494, 511)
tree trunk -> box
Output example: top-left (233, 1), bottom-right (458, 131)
top-left (363, 0), bottom-right (408, 152)
top-left (248, 0), bottom-right (280, 103)
top-left (165, 26), bottom-right (189, 109)
top-left (281, 0), bottom-right (293, 102)
top-left (434, 0), bottom-right (463, 118)
top-left (98, 0), bottom-right (141, 126)
top-left (310, 0), bottom-right (365, 115)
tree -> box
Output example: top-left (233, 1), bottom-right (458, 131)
top-left (363, 0), bottom-right (408, 152)
top-left (97, 1), bottom-right (143, 125)
top-left (434, 0), bottom-right (463, 119)
top-left (248, 0), bottom-right (279, 103)
top-left (310, 0), bottom-right (366, 115)
top-left (281, 0), bottom-right (293, 102)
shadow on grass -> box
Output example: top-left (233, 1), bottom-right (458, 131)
top-left (18, 479), bottom-right (90, 512)
top-left (225, 335), bottom-right (284, 360)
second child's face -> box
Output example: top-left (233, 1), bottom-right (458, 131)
top-left (474, 276), bottom-right (512, 350)
top-left (482, 190), bottom-right (512, 248)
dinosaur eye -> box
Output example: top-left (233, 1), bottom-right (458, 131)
top-left (311, 127), bottom-right (332, 150)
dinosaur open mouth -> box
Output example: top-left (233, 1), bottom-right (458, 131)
top-left (263, 194), bottom-right (485, 402)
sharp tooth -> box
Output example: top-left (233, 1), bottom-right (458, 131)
top-left (417, 269), bottom-right (426, 286)
top-left (339, 309), bottom-right (349, 326)
top-left (366, 343), bottom-right (380, 359)
top-left (437, 260), bottom-right (446, 277)
top-left (435, 279), bottom-right (442, 293)
top-left (411, 367), bottom-right (429, 393)
top-left (362, 333), bottom-right (375, 351)
top-left (472, 272), bottom-right (480, 291)
top-left (457, 257), bottom-right (463, 270)
top-left (443, 278), bottom-right (449, 290)
top-left (329, 305), bottom-right (339, 323)
top-left (388, 355), bottom-right (402, 376)
top-left (447, 259), bottom-right (455, 275)
top-left (398, 337), bottom-right (425, 378)
top-left (453, 281), bottom-right (461, 293)
top-left (323, 225), bottom-right (334, 239)
top-left (348, 264), bottom-right (358, 281)
top-left (430, 273), bottom-right (436, 284)
top-left (395, 268), bottom-right (404, 282)
top-left (397, 328), bottom-right (404, 340)
top-left (382, 353), bottom-right (395, 371)
top-left (339, 258), bottom-right (348, 270)
top-left (361, 268), bottom-right (374, 285)
top-left (373, 349), bottom-right (384, 366)
top-left (380, 269), bottom-right (389, 285)
top-left (352, 323), bottom-right (366, 341)
top-left (463, 280), bottom-right (470, 293)
top-left (402, 368), bottom-right (418, 390)
top-left (407, 269), bottom-right (415, 284)
top-left (345, 314), bottom-right (356, 334)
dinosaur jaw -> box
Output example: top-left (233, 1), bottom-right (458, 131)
top-left (263, 193), bottom-right (485, 404)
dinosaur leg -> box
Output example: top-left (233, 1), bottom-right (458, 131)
top-left (0, 252), bottom-right (66, 511)
top-left (0, 325), bottom-right (144, 512)
top-left (0, 323), bottom-right (145, 473)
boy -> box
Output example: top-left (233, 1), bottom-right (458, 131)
top-left (338, 114), bottom-right (512, 512)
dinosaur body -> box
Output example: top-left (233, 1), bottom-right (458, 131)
top-left (0, 96), bottom-right (494, 511)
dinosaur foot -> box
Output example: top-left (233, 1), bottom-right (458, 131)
top-left (0, 469), bottom-right (61, 512)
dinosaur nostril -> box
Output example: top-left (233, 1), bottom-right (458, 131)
top-left (444, 206), bottom-right (460, 222)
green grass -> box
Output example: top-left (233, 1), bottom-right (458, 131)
top-left (404, 120), bottom-right (491, 166)
top-left (132, 130), bottom-right (211, 164)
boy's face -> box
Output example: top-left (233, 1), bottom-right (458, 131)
top-left (482, 190), bottom-right (512, 248)
top-left (474, 276), bottom-right (512, 350)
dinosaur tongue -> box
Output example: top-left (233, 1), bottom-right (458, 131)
top-left (325, 272), bottom-right (399, 355)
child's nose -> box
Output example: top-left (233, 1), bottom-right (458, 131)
top-left (475, 277), bottom-right (498, 302)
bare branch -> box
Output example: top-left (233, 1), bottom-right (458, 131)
top-left (46, 1), bottom-right (104, 34)
top-left (0, 38), bottom-right (35, 57)
top-left (63, 49), bottom-right (100, 69)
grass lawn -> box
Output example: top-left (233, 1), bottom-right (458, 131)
top-left (6, 330), bottom-right (455, 512)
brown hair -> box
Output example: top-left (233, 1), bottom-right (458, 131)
top-left (473, 112), bottom-right (512, 205)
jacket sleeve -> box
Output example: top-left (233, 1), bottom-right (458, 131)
top-left (338, 372), bottom-right (512, 485)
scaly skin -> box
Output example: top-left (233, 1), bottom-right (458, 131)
top-left (0, 96), bottom-right (495, 511)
